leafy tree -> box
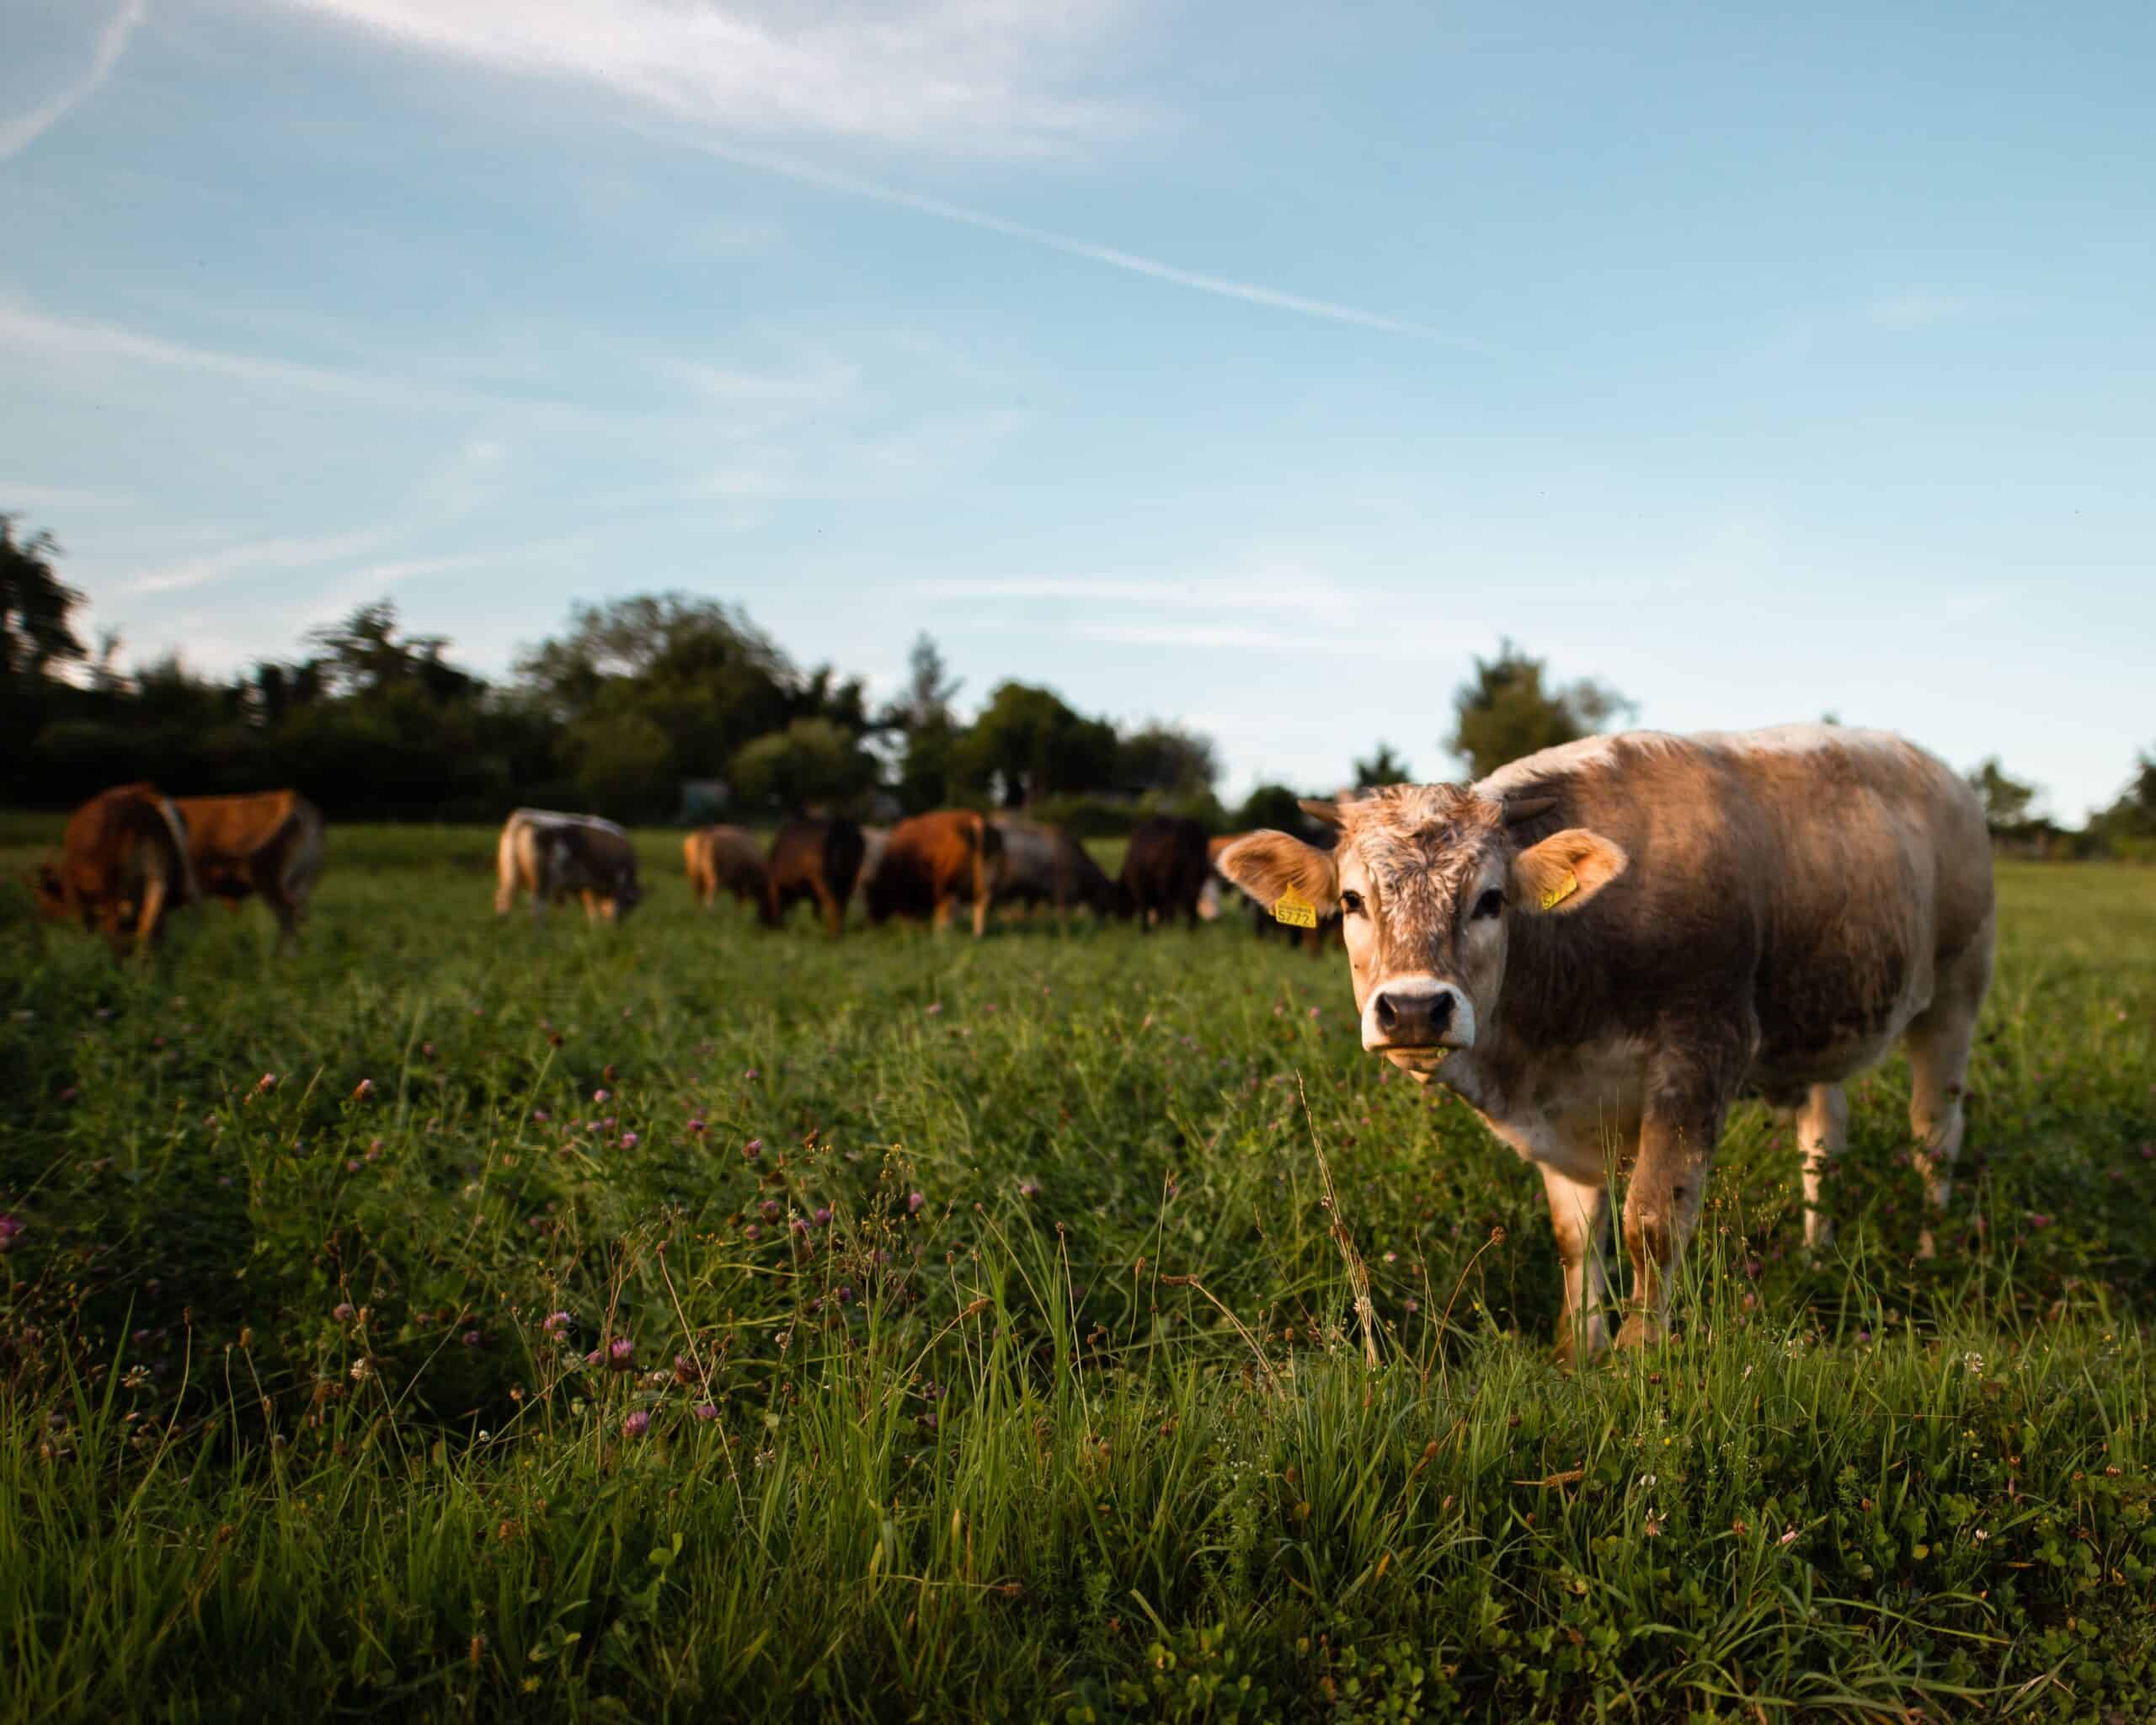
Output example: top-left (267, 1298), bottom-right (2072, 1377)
top-left (730, 718), bottom-right (878, 817)
top-left (1117, 723), bottom-right (1219, 798)
top-left (2087, 749), bottom-right (2156, 852)
top-left (1354, 741), bottom-right (1412, 788)
top-left (878, 633), bottom-right (963, 734)
top-left (1967, 757), bottom-right (2040, 835)
top-left (1, 515), bottom-right (85, 680)
top-left (564, 710), bottom-right (675, 820)
top-left (1237, 782), bottom-right (1311, 833)
top-left (307, 600), bottom-right (476, 702)
top-left (1447, 639), bottom-right (1632, 781)
top-left (956, 681), bottom-right (1118, 808)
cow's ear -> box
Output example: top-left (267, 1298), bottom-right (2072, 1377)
top-left (1216, 830), bottom-right (1339, 916)
top-left (1511, 828), bottom-right (1627, 915)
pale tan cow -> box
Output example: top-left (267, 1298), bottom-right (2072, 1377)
top-left (684, 825), bottom-right (770, 918)
top-left (1219, 726), bottom-right (1994, 1361)
top-left (495, 809), bottom-right (642, 924)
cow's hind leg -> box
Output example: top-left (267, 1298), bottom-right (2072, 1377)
top-left (1541, 1165), bottom-right (1613, 1366)
top-left (1794, 1082), bottom-right (1849, 1252)
top-left (1908, 924), bottom-right (1992, 1258)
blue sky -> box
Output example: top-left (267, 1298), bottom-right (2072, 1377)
top-left (3, 1), bottom-right (2151, 818)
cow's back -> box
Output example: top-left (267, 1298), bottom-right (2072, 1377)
top-left (1480, 726), bottom-right (1993, 1082)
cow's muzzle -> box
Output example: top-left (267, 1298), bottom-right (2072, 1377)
top-left (1362, 979), bottom-right (1475, 1055)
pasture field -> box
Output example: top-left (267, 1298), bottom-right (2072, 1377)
top-left (3, 820), bottom-right (2156, 1722)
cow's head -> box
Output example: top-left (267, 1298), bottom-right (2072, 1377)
top-left (1217, 787), bottom-right (1627, 1076)
top-left (611, 871), bottom-right (643, 919)
top-left (28, 863), bottom-right (70, 921)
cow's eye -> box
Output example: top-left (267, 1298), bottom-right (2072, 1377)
top-left (1339, 889), bottom-right (1364, 916)
top-left (1471, 888), bottom-right (1505, 921)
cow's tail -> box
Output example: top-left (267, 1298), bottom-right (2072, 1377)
top-left (152, 796), bottom-right (200, 910)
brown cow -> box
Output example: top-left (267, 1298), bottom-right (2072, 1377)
top-left (766, 817), bottom-right (867, 937)
top-left (1219, 725), bottom-right (1995, 1362)
top-left (1119, 815), bottom-right (1212, 932)
top-left (171, 791), bottom-right (324, 946)
top-left (495, 809), bottom-right (643, 923)
top-left (30, 782), bottom-right (196, 955)
top-left (864, 809), bottom-right (1004, 937)
top-left (684, 825), bottom-right (771, 919)
top-left (990, 817), bottom-right (1124, 925)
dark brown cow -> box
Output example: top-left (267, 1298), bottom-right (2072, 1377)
top-left (495, 809), bottom-right (643, 923)
top-left (684, 825), bottom-right (771, 919)
top-left (990, 817), bottom-right (1124, 924)
top-left (30, 782), bottom-right (196, 955)
top-left (172, 791), bottom-right (324, 946)
top-left (766, 817), bottom-right (867, 937)
top-left (1119, 815), bottom-right (1212, 932)
top-left (1219, 725), bottom-right (1995, 1361)
top-left (864, 809), bottom-right (1005, 937)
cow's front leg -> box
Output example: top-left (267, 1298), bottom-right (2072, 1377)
top-left (1615, 1067), bottom-right (1732, 1351)
top-left (1540, 1164), bottom-right (1612, 1365)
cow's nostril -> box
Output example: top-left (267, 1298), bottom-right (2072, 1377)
top-left (1374, 992), bottom-right (1399, 1033)
top-left (1428, 991), bottom-right (1454, 1031)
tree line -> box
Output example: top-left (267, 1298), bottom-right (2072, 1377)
top-left (3, 513), bottom-right (2153, 852)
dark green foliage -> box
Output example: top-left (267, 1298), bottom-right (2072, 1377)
top-left (1447, 640), bottom-right (1632, 782)
top-left (1353, 742), bottom-right (1412, 788)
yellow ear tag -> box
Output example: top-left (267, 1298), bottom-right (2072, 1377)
top-left (1273, 889), bottom-right (1319, 929)
top-left (1539, 872), bottom-right (1580, 911)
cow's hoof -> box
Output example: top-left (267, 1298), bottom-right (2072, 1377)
top-left (1612, 1313), bottom-right (1665, 1353)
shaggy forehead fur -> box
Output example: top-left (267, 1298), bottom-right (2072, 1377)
top-left (1338, 785), bottom-right (1504, 927)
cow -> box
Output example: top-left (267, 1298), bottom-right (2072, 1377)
top-left (990, 817), bottom-right (1124, 925)
top-left (494, 809), bottom-right (642, 923)
top-left (864, 809), bottom-right (1005, 937)
top-left (29, 783), bottom-right (197, 956)
top-left (1217, 726), bottom-right (1995, 1363)
top-left (1119, 815), bottom-right (1213, 932)
top-left (766, 817), bottom-right (867, 937)
top-left (684, 825), bottom-right (771, 920)
top-left (171, 791), bottom-right (324, 946)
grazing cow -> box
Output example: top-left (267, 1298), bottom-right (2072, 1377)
top-left (30, 782), bottom-right (196, 955)
top-left (684, 825), bottom-right (771, 920)
top-left (1119, 816), bottom-right (1213, 932)
top-left (766, 817), bottom-right (867, 937)
top-left (990, 817), bottom-right (1124, 924)
top-left (494, 809), bottom-right (642, 923)
top-left (172, 791), bottom-right (324, 946)
top-left (864, 809), bottom-right (1004, 937)
top-left (1218, 726), bottom-right (1995, 1361)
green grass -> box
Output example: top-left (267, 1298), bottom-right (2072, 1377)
top-left (3, 821), bottom-right (2154, 1722)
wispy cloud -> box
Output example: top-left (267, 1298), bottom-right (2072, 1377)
top-left (915, 574), bottom-right (1353, 613)
top-left (0, 481), bottom-right (137, 513)
top-left (677, 137), bottom-right (1468, 341)
top-left (0, 300), bottom-right (462, 409)
top-left (0, 0), bottom-right (144, 162)
top-left (1864, 291), bottom-right (1983, 329)
top-left (128, 527), bottom-right (397, 595)
top-left (655, 351), bottom-right (862, 407)
top-left (275, 0), bottom-right (1145, 158)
